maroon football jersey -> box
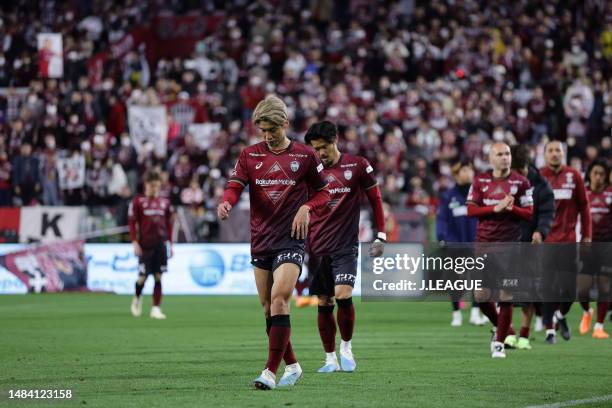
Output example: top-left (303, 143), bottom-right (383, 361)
top-left (128, 195), bottom-right (174, 249)
top-left (587, 186), bottom-right (612, 242)
top-left (308, 154), bottom-right (378, 256)
top-left (467, 170), bottom-right (533, 242)
top-left (540, 165), bottom-right (591, 243)
top-left (229, 141), bottom-right (327, 256)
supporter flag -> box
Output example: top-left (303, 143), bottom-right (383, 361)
top-left (37, 33), bottom-right (63, 78)
top-left (127, 105), bottom-right (168, 157)
top-left (0, 208), bottom-right (20, 243)
top-left (57, 155), bottom-right (86, 190)
top-left (0, 240), bottom-right (88, 293)
top-left (19, 207), bottom-right (85, 243)
top-left (188, 123), bottom-right (221, 150)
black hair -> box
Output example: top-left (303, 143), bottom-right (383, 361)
top-left (304, 120), bottom-right (338, 145)
top-left (145, 170), bottom-right (161, 183)
top-left (510, 144), bottom-right (530, 170)
top-left (585, 158), bottom-right (610, 187)
top-left (451, 158), bottom-right (473, 175)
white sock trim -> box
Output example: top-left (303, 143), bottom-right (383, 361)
top-left (325, 352), bottom-right (338, 361)
top-left (594, 322), bottom-right (604, 330)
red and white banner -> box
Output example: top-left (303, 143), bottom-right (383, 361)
top-left (37, 33), bottom-right (63, 78)
top-left (0, 240), bottom-right (87, 293)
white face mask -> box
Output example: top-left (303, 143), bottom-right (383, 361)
top-left (46, 140), bottom-right (56, 149)
top-left (94, 135), bottom-right (105, 145)
top-left (81, 141), bottom-right (91, 151)
top-left (121, 137), bottom-right (131, 147)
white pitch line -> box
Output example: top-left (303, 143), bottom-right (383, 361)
top-left (525, 394), bottom-right (612, 408)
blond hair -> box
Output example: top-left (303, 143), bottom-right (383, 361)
top-left (252, 95), bottom-right (288, 126)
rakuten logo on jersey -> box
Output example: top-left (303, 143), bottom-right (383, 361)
top-left (255, 179), bottom-right (297, 186)
top-left (329, 187), bottom-right (351, 194)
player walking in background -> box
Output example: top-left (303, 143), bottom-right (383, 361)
top-left (509, 145), bottom-right (555, 350)
top-left (129, 170), bottom-right (174, 320)
top-left (579, 159), bottom-right (611, 339)
top-left (217, 96), bottom-right (329, 390)
top-left (540, 141), bottom-right (592, 344)
top-left (436, 159), bottom-right (487, 327)
top-left (467, 142), bottom-right (533, 358)
top-left (304, 121), bottom-right (386, 373)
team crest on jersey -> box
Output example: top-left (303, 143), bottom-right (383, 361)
top-left (510, 186), bottom-right (518, 195)
top-left (290, 161), bottom-right (299, 172)
top-left (566, 172), bottom-right (574, 182)
top-left (344, 170), bottom-right (353, 180)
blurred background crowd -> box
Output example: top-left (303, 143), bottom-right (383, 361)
top-left (0, 0), bottom-right (610, 241)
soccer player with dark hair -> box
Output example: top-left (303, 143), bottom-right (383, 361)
top-left (217, 95), bottom-right (329, 390)
top-left (305, 121), bottom-right (386, 373)
top-left (304, 120), bottom-right (386, 373)
top-left (129, 170), bottom-right (174, 320)
top-left (540, 140), bottom-right (592, 344)
top-left (436, 159), bottom-right (487, 327)
top-left (467, 142), bottom-right (533, 358)
top-left (509, 144), bottom-right (555, 350)
top-left (578, 158), bottom-right (611, 339)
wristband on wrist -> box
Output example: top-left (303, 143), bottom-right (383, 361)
top-left (375, 232), bottom-right (387, 242)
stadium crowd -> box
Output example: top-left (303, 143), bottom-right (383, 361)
top-left (0, 0), bottom-right (610, 240)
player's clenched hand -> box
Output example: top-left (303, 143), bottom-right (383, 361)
top-left (291, 205), bottom-right (311, 240)
top-left (132, 241), bottom-right (142, 257)
top-left (369, 240), bottom-right (385, 257)
top-left (217, 201), bottom-right (232, 220)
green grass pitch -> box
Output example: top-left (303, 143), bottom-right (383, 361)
top-left (1, 294), bottom-right (611, 407)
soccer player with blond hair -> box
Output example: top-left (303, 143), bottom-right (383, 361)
top-left (218, 95), bottom-right (329, 390)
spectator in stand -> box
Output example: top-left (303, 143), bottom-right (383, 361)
top-left (0, 0), bottom-right (608, 244)
top-left (0, 151), bottom-right (12, 206)
top-left (11, 142), bottom-right (40, 206)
